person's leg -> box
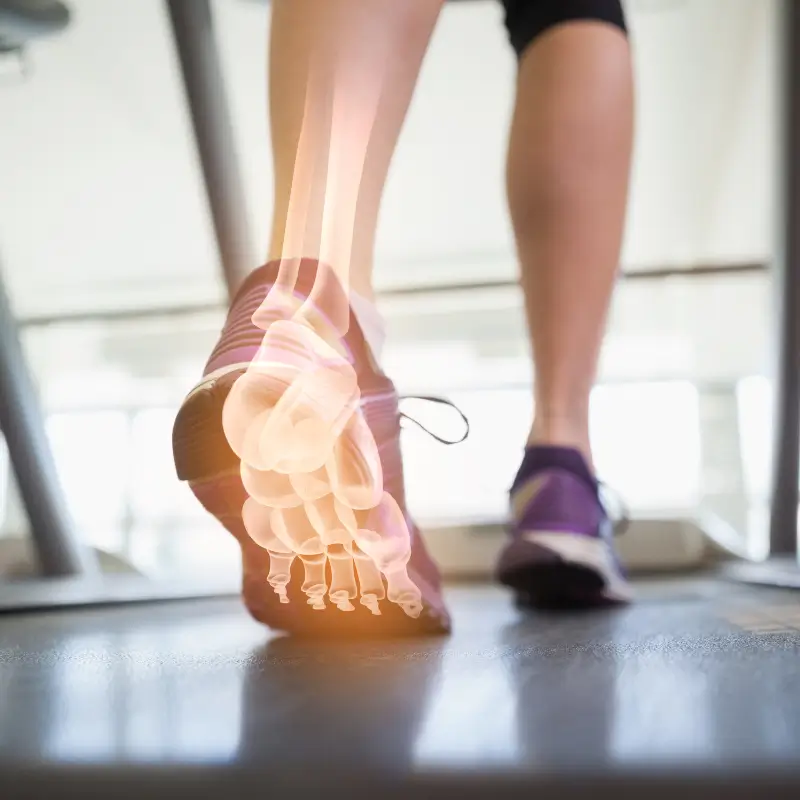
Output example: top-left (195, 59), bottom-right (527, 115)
top-left (267, 0), bottom-right (442, 304)
top-left (173, 0), bottom-right (449, 636)
top-left (507, 6), bottom-right (633, 462)
top-left (496, 1), bottom-right (635, 607)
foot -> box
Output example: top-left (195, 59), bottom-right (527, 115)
top-left (172, 259), bottom-right (450, 636)
top-left (496, 446), bottom-right (633, 609)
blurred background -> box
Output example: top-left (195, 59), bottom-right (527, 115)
top-left (0, 0), bottom-right (782, 585)
top-left (8, 2), bottom-right (800, 794)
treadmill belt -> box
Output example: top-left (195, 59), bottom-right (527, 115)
top-left (1, 577), bottom-right (799, 799)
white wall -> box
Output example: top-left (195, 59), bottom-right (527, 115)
top-left (624, 0), bottom-right (777, 269)
top-left (0, 0), bottom-right (779, 317)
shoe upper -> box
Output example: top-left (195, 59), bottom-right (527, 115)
top-left (511, 469), bottom-right (607, 538)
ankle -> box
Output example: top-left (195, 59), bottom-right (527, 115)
top-left (348, 290), bottom-right (385, 364)
top-left (527, 419), bottom-right (593, 470)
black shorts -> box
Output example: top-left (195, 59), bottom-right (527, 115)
top-left (500, 0), bottom-right (627, 59)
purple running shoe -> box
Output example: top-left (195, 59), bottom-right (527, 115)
top-left (496, 446), bottom-right (633, 609)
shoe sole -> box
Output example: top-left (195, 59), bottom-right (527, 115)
top-left (496, 531), bottom-right (633, 610)
top-left (172, 366), bottom-right (450, 637)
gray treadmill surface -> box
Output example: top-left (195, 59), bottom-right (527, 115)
top-left (1, 577), bottom-right (800, 799)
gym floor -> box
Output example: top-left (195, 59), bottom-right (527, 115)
top-left (1, 576), bottom-right (800, 799)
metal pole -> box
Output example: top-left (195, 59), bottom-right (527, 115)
top-left (769, 0), bottom-right (800, 558)
top-left (0, 266), bottom-right (97, 577)
top-left (166, 0), bottom-right (255, 299)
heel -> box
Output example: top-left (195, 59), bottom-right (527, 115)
top-left (172, 370), bottom-right (243, 481)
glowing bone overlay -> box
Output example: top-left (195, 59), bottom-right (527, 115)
top-left (220, 25), bottom-right (422, 619)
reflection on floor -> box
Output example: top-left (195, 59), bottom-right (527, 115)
top-left (1, 577), bottom-right (799, 798)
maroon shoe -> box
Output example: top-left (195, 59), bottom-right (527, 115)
top-left (172, 259), bottom-right (450, 637)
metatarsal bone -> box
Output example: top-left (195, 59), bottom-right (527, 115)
top-left (271, 506), bottom-right (325, 556)
top-left (241, 497), bottom-right (294, 604)
top-left (267, 554), bottom-right (295, 604)
top-left (242, 497), bottom-right (292, 551)
top-left (305, 496), bottom-right (351, 546)
top-left (382, 568), bottom-right (422, 618)
top-left (333, 497), bottom-right (357, 534)
top-left (350, 491), bottom-right (422, 619)
top-left (300, 552), bottom-right (327, 610)
top-left (352, 491), bottom-right (411, 571)
top-left (327, 411), bottom-right (383, 510)
top-left (326, 543), bottom-right (357, 611)
top-left (349, 542), bottom-right (384, 616)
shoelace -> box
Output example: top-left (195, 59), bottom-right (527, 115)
top-left (399, 395), bottom-right (630, 536)
top-left (398, 395), bottom-right (470, 445)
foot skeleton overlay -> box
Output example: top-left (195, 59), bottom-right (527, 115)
top-left (221, 37), bottom-right (422, 620)
top-left (221, 306), bottom-right (422, 620)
